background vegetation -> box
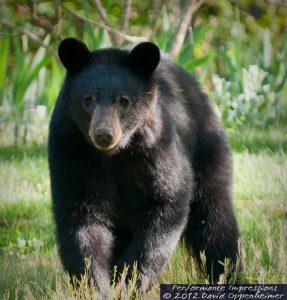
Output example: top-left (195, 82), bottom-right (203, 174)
top-left (0, 0), bottom-right (286, 299)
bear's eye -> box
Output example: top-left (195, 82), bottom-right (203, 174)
top-left (83, 96), bottom-right (95, 109)
top-left (118, 96), bottom-right (129, 109)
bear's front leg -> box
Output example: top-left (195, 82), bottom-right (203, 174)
top-left (56, 217), bottom-right (114, 298)
top-left (116, 202), bottom-right (189, 292)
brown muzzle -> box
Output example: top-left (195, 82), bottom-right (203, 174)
top-left (89, 106), bottom-right (122, 151)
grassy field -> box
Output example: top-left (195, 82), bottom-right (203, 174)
top-left (0, 127), bottom-right (286, 299)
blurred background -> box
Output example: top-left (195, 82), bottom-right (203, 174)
top-left (0, 1), bottom-right (286, 299)
top-left (0, 0), bottom-right (286, 145)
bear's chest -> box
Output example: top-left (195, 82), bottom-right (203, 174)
top-left (86, 158), bottom-right (153, 217)
top-left (115, 156), bottom-right (152, 210)
top-left (116, 176), bottom-right (148, 214)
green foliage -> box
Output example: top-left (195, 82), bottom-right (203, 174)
top-left (211, 27), bottom-right (287, 128)
top-left (0, 1), bottom-right (286, 137)
top-left (0, 31), bottom-right (9, 105)
top-left (10, 36), bottom-right (50, 120)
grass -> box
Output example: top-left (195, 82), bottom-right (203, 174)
top-left (0, 127), bottom-right (286, 299)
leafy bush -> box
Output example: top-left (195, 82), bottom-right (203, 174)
top-left (212, 63), bottom-right (286, 128)
top-left (0, 1), bottom-right (286, 144)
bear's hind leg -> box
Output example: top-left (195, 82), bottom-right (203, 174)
top-left (184, 193), bottom-right (239, 281)
top-left (184, 131), bottom-right (240, 282)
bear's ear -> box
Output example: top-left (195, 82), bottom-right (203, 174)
top-left (58, 38), bottom-right (92, 73)
top-left (129, 42), bottom-right (160, 76)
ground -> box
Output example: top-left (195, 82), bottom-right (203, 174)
top-left (0, 127), bottom-right (286, 299)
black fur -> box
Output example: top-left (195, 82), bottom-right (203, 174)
top-left (48, 40), bottom-right (239, 297)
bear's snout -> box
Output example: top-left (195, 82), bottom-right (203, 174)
top-left (89, 122), bottom-right (123, 151)
top-left (88, 106), bottom-right (123, 151)
top-left (94, 128), bottom-right (114, 148)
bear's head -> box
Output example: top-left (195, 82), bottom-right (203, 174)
top-left (58, 38), bottom-right (161, 154)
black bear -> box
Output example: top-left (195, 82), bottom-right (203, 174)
top-left (48, 38), bottom-right (239, 297)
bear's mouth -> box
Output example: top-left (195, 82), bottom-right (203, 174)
top-left (93, 141), bottom-right (118, 152)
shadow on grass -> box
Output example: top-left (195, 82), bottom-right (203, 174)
top-left (228, 127), bottom-right (287, 153)
top-left (0, 143), bottom-right (47, 161)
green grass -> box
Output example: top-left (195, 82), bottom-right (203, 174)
top-left (228, 127), bottom-right (287, 154)
top-left (0, 128), bottom-right (286, 299)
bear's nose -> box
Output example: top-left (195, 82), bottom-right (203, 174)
top-left (94, 128), bottom-right (114, 148)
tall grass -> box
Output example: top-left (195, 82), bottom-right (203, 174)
top-left (0, 128), bottom-right (286, 299)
